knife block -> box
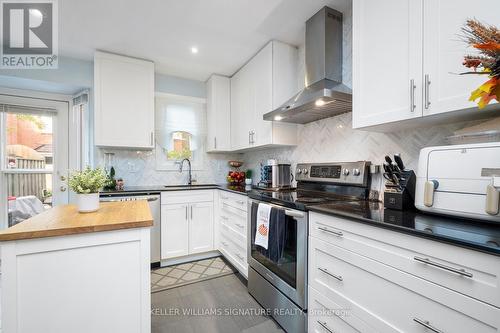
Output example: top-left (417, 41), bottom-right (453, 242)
top-left (384, 170), bottom-right (416, 210)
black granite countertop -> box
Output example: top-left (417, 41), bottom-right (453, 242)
top-left (308, 201), bottom-right (500, 256)
top-left (99, 184), bottom-right (253, 196)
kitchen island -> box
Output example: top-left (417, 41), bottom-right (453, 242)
top-left (0, 201), bottom-right (153, 333)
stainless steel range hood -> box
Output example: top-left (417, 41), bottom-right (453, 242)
top-left (264, 6), bottom-right (352, 124)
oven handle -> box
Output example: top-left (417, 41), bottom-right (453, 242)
top-left (285, 210), bottom-right (305, 218)
top-left (250, 199), bottom-right (305, 219)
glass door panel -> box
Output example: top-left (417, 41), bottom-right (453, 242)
top-left (1, 98), bottom-right (69, 229)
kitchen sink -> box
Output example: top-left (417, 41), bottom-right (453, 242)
top-left (164, 184), bottom-right (218, 188)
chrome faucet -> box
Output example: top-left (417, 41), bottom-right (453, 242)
top-left (179, 158), bottom-right (192, 185)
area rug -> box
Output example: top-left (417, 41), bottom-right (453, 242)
top-left (151, 256), bottom-right (236, 293)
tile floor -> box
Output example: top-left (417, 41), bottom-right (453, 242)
top-left (151, 273), bottom-right (285, 333)
top-left (151, 257), bottom-right (236, 293)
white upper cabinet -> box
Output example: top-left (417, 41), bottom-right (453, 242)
top-left (230, 41), bottom-right (299, 151)
top-left (353, 0), bottom-right (499, 130)
top-left (94, 51), bottom-right (155, 148)
top-left (206, 75), bottom-right (231, 152)
top-left (423, 0), bottom-right (499, 116)
top-left (353, 0), bottom-right (423, 129)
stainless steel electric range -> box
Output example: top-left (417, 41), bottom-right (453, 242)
top-left (247, 161), bottom-right (372, 333)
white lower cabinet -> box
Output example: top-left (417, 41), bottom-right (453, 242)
top-left (160, 190), bottom-right (214, 260)
top-left (217, 190), bottom-right (248, 278)
top-left (308, 212), bottom-right (500, 333)
top-left (161, 203), bottom-right (189, 259)
top-left (160, 189), bottom-right (249, 277)
top-left (189, 201), bottom-right (214, 254)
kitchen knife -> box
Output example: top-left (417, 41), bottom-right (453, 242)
top-left (394, 154), bottom-right (405, 171)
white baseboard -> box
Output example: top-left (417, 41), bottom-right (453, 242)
top-left (159, 251), bottom-right (221, 267)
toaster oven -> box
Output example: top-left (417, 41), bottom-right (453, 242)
top-left (415, 142), bottom-right (500, 222)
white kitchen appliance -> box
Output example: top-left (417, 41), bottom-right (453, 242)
top-left (415, 142), bottom-right (500, 222)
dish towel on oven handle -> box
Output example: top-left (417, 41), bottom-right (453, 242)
top-left (254, 203), bottom-right (272, 250)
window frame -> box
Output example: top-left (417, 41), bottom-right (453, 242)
top-left (154, 92), bottom-right (207, 171)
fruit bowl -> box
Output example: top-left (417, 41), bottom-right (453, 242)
top-left (228, 160), bottom-right (244, 168)
top-left (227, 170), bottom-right (246, 185)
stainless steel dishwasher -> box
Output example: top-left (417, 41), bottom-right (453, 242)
top-left (100, 192), bottom-right (161, 265)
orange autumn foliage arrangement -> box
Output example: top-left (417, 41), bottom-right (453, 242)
top-left (461, 19), bottom-right (500, 108)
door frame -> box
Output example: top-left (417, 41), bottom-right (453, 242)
top-left (0, 87), bottom-right (77, 230)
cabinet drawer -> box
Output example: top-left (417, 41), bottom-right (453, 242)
top-left (310, 211), bottom-right (500, 308)
top-left (220, 204), bottom-right (247, 238)
top-left (308, 286), bottom-right (394, 333)
top-left (219, 231), bottom-right (247, 278)
top-left (219, 191), bottom-right (247, 212)
top-left (161, 190), bottom-right (214, 204)
top-left (309, 236), bottom-right (500, 333)
top-left (220, 220), bottom-right (247, 253)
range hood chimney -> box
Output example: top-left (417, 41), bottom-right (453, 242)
top-left (263, 6), bottom-right (352, 124)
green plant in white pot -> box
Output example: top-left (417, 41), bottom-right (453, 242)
top-left (68, 167), bottom-right (107, 213)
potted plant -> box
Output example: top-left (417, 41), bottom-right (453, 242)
top-left (245, 169), bottom-right (253, 185)
top-left (68, 167), bottom-right (107, 213)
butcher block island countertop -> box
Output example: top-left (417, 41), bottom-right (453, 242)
top-left (0, 200), bottom-right (153, 333)
top-left (0, 200), bottom-right (153, 241)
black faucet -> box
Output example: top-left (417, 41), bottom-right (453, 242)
top-left (179, 158), bottom-right (192, 185)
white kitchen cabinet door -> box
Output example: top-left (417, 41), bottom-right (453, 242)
top-left (230, 40), bottom-right (297, 150)
top-left (230, 66), bottom-right (253, 150)
top-left (423, 0), bottom-right (499, 116)
top-left (353, 0), bottom-right (423, 129)
top-left (206, 75), bottom-right (231, 152)
top-left (188, 202), bottom-right (214, 254)
top-left (161, 203), bottom-right (189, 259)
top-left (94, 51), bottom-right (155, 149)
top-left (252, 42), bottom-right (273, 146)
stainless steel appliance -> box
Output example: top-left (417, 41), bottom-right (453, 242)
top-left (100, 192), bottom-right (161, 265)
top-left (258, 162), bottom-right (294, 191)
top-left (247, 161), bottom-right (371, 333)
top-left (263, 6), bottom-right (352, 124)
top-left (272, 163), bottom-right (293, 189)
top-left (415, 141), bottom-right (500, 222)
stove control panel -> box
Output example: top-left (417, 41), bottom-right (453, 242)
top-left (296, 161), bottom-right (371, 187)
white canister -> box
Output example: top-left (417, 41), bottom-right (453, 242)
top-left (77, 193), bottom-right (100, 213)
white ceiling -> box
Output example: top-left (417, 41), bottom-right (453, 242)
top-left (59, 0), bottom-right (351, 81)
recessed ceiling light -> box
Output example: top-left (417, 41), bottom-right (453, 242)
top-left (191, 47), bottom-right (198, 54)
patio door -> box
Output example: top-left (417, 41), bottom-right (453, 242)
top-left (0, 94), bottom-right (69, 229)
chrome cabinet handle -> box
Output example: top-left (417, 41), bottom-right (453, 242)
top-left (220, 215), bottom-right (228, 220)
top-left (413, 318), bottom-right (444, 333)
top-left (220, 195), bottom-right (229, 200)
top-left (214, 137), bottom-right (217, 149)
top-left (424, 74), bottom-right (431, 109)
top-left (185, 206), bottom-right (188, 220)
top-left (235, 223), bottom-right (244, 229)
top-left (318, 267), bottom-right (343, 281)
top-left (248, 131), bottom-right (251, 144)
top-left (150, 131), bottom-right (154, 146)
top-left (410, 79), bottom-right (416, 112)
top-left (236, 200), bottom-right (245, 205)
top-left (317, 321), bottom-right (334, 333)
top-left (221, 241), bottom-right (229, 247)
top-left (318, 226), bottom-right (343, 237)
top-left (414, 256), bottom-right (473, 278)
top-left (236, 253), bottom-right (244, 260)
top-left (190, 205), bottom-right (193, 219)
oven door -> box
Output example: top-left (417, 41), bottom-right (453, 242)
top-left (247, 198), bottom-right (307, 309)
